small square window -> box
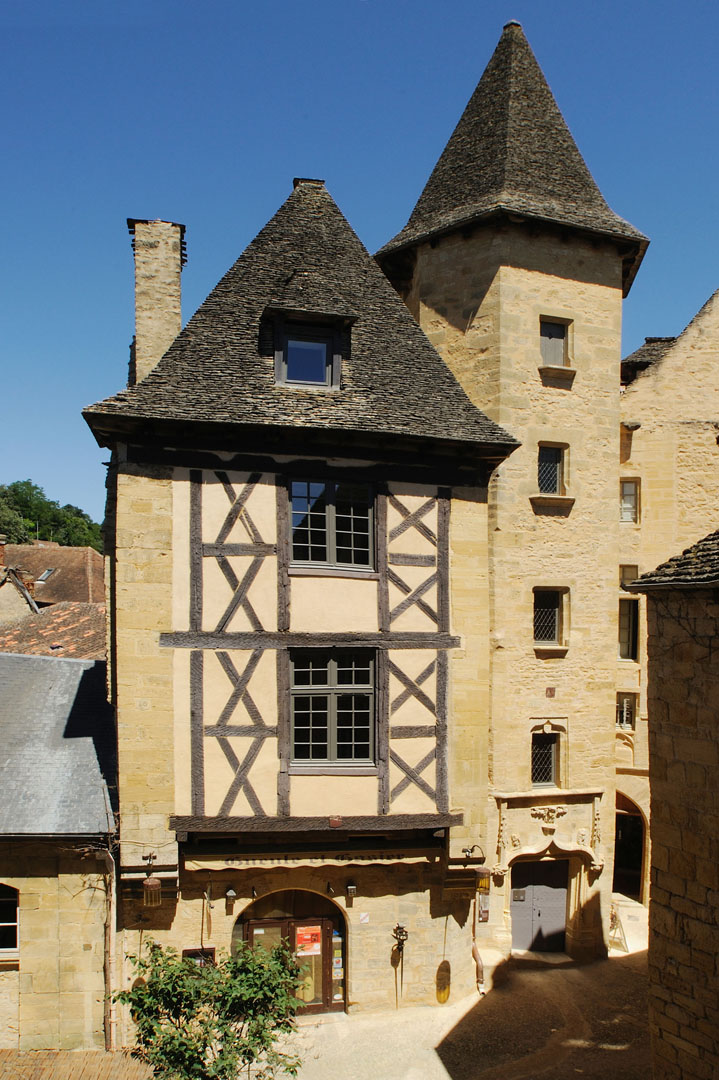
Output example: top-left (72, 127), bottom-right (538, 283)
top-left (537, 445), bottom-right (564, 494)
top-left (620, 480), bottom-right (639, 523)
top-left (532, 732), bottom-right (558, 785)
top-left (616, 693), bottom-right (637, 729)
top-left (619, 565), bottom-right (639, 588)
top-left (290, 480), bottom-right (373, 569)
top-left (275, 322), bottom-right (340, 388)
top-left (534, 589), bottom-right (563, 645)
top-left (619, 598), bottom-right (639, 660)
top-left (291, 650), bottom-right (375, 765)
top-left (540, 320), bottom-right (568, 367)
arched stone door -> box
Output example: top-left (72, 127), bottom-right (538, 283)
top-left (232, 889), bottom-right (346, 1014)
top-left (613, 793), bottom-right (645, 901)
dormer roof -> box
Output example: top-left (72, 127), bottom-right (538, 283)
top-left (84, 180), bottom-right (517, 467)
top-left (378, 22), bottom-right (647, 294)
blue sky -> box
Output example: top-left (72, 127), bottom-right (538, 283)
top-left (2, 0), bottom-right (717, 523)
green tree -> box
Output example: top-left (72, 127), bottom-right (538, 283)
top-left (0, 480), bottom-right (102, 552)
top-left (115, 940), bottom-right (302, 1080)
top-left (0, 491), bottom-right (31, 542)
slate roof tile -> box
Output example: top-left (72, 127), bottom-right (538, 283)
top-left (628, 530), bottom-right (719, 590)
top-left (84, 180), bottom-right (517, 459)
top-left (378, 22), bottom-right (647, 294)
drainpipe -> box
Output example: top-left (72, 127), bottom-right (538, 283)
top-left (100, 846), bottom-right (117, 1051)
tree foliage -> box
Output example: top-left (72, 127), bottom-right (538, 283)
top-left (0, 480), bottom-right (102, 552)
top-left (115, 940), bottom-right (302, 1080)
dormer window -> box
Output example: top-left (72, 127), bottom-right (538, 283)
top-left (275, 320), bottom-right (342, 388)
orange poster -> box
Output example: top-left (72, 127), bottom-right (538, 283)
top-left (295, 925), bottom-right (322, 956)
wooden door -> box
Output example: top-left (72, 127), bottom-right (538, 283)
top-left (511, 860), bottom-right (568, 952)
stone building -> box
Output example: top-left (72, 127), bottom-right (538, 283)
top-left (3, 20), bottom-right (717, 1047)
top-left (628, 533), bottom-right (719, 1079)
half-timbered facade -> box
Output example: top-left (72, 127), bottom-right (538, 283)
top-left (85, 178), bottom-right (517, 1018)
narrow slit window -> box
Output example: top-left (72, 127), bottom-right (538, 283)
top-left (538, 446), bottom-right (563, 494)
top-left (534, 590), bottom-right (562, 644)
top-left (620, 480), bottom-right (639, 523)
top-left (532, 732), bottom-right (558, 785)
top-left (616, 693), bottom-right (637, 729)
top-left (619, 598), bottom-right (639, 660)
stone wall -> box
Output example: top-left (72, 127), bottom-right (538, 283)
top-left (645, 587), bottom-right (719, 1079)
top-left (0, 842), bottom-right (108, 1050)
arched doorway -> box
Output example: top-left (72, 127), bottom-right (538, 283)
top-left (232, 889), bottom-right (346, 1014)
top-left (613, 793), bottom-right (645, 900)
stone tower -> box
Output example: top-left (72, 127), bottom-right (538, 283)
top-left (378, 21), bottom-right (648, 958)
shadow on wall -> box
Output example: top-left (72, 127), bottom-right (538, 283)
top-left (63, 660), bottom-right (117, 811)
top-left (434, 949), bottom-right (650, 1080)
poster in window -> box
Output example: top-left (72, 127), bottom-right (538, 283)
top-left (295, 925), bottom-right (322, 956)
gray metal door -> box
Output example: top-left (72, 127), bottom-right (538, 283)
top-left (510, 860), bottom-right (568, 952)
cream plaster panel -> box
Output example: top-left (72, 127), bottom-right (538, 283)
top-left (388, 563), bottom-right (439, 632)
top-left (388, 745), bottom-right (437, 813)
top-left (200, 472), bottom-right (277, 545)
top-left (388, 651), bottom-right (438, 727)
top-left (201, 555), bottom-right (277, 633)
top-left (386, 486), bottom-right (439, 558)
top-left (203, 649), bottom-right (277, 725)
top-left (203, 736), bottom-right (279, 817)
top-left (290, 775), bottom-right (377, 817)
top-left (173, 649), bottom-right (192, 815)
top-left (172, 468), bottom-right (190, 630)
top-left (290, 576), bottom-right (378, 632)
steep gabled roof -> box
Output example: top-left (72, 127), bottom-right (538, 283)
top-left (621, 336), bottom-right (676, 385)
top-left (627, 530), bottom-right (719, 591)
top-left (378, 22), bottom-right (647, 293)
top-left (4, 544), bottom-right (104, 605)
top-left (84, 180), bottom-right (517, 462)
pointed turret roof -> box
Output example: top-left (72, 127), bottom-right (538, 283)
top-left (85, 180), bottom-right (517, 464)
top-left (379, 22), bottom-right (647, 293)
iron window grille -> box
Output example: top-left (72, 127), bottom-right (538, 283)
top-left (290, 650), bottom-right (375, 764)
top-left (290, 480), bottom-right (373, 569)
top-left (616, 693), bottom-right (637, 729)
top-left (619, 598), bottom-right (639, 660)
top-left (0, 884), bottom-right (18, 951)
top-left (538, 446), bottom-right (563, 494)
top-left (532, 732), bottom-right (558, 785)
top-left (620, 480), bottom-right (639, 522)
top-left (540, 320), bottom-right (568, 367)
top-left (534, 590), bottom-right (562, 644)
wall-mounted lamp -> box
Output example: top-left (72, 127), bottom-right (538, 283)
top-left (392, 924), bottom-right (409, 953)
top-left (345, 881), bottom-right (357, 897)
top-left (326, 882), bottom-right (335, 896)
top-left (142, 851), bottom-right (162, 908)
top-left (461, 844), bottom-right (486, 863)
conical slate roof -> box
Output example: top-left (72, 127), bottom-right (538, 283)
top-left (379, 22), bottom-right (647, 292)
top-left (85, 180), bottom-right (517, 460)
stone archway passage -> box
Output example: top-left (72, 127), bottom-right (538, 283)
top-left (614, 793), bottom-right (645, 901)
top-left (232, 890), bottom-right (346, 1014)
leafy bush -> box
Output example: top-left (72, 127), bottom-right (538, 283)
top-left (115, 940), bottom-right (302, 1080)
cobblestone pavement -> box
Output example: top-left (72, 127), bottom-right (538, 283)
top-left (294, 951), bottom-right (650, 1080)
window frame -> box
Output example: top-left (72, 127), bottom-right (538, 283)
top-left (616, 692), bottom-right (638, 729)
top-left (531, 731), bottom-right (559, 787)
top-left (0, 884), bottom-right (18, 955)
top-left (537, 444), bottom-right (566, 495)
top-left (620, 479), bottom-right (640, 523)
top-left (289, 478), bottom-right (375, 573)
top-left (618, 597), bottom-right (639, 660)
top-left (275, 321), bottom-right (342, 389)
top-left (539, 318), bottom-right (571, 368)
top-left (533, 588), bottom-right (564, 646)
top-left (289, 649), bottom-right (377, 772)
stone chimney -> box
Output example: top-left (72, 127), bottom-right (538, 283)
top-left (127, 219), bottom-right (186, 385)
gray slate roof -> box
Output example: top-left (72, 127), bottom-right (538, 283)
top-left (378, 22), bottom-right (647, 293)
top-left (627, 530), bottom-right (719, 591)
top-left (0, 653), bottom-right (115, 835)
top-left (84, 180), bottom-right (516, 458)
top-left (621, 336), bottom-right (676, 386)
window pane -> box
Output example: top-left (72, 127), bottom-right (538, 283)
top-left (334, 484), bottom-right (372, 566)
top-left (335, 654), bottom-right (372, 687)
top-left (0, 925), bottom-right (17, 949)
top-left (292, 654), bottom-right (329, 687)
top-left (616, 694), bottom-right (636, 728)
top-left (534, 591), bottom-right (560, 642)
top-left (619, 565), bottom-right (639, 587)
top-left (620, 481), bottom-right (638, 522)
top-left (0, 900), bottom-right (16, 922)
top-left (291, 481), bottom-right (328, 562)
top-left (540, 322), bottom-right (566, 366)
top-left (286, 339), bottom-right (329, 384)
top-left (538, 447), bottom-right (562, 494)
top-left (293, 695), bottom-right (329, 759)
top-left (532, 733), bottom-right (557, 784)
top-left (619, 599), bottom-right (639, 659)
top-left (336, 694), bottom-right (372, 760)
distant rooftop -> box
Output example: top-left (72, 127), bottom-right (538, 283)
top-left (0, 601), bottom-right (106, 660)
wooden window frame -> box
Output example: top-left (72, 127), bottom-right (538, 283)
top-left (290, 649), bottom-right (376, 770)
top-left (539, 318), bottom-right (570, 368)
top-left (289, 479), bottom-right (375, 571)
top-left (275, 320), bottom-right (342, 389)
top-left (619, 597), bottom-right (639, 660)
top-left (620, 479), bottom-right (640, 523)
